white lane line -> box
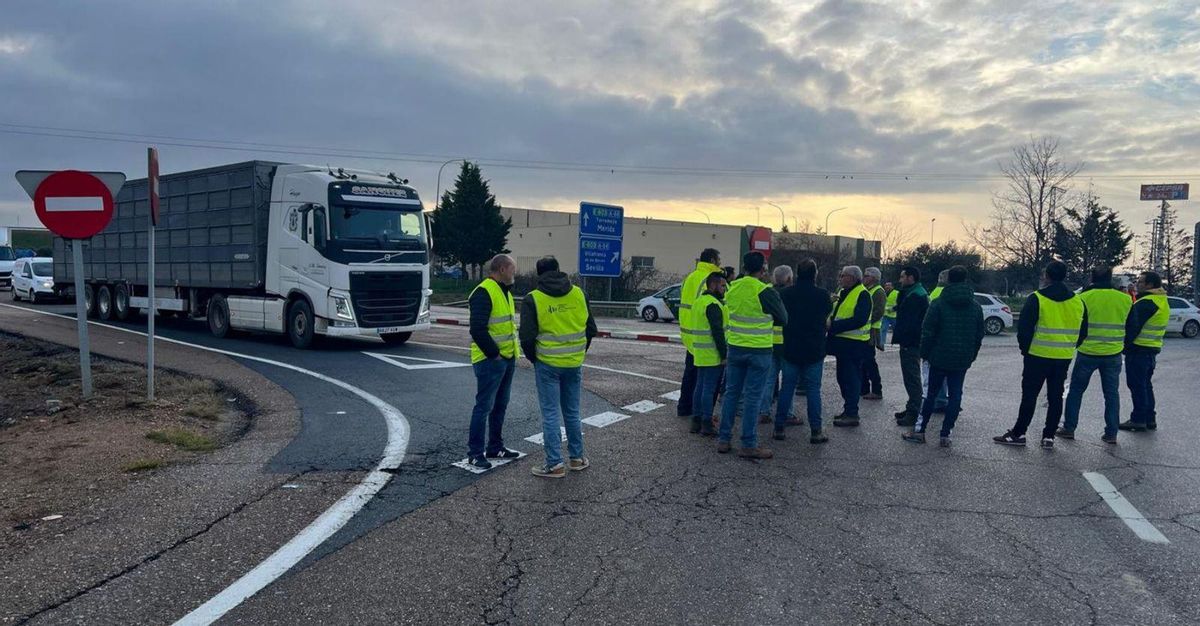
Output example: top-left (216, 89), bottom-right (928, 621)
top-left (623, 400), bottom-right (664, 413)
top-left (1082, 471), bottom-right (1170, 545)
top-left (525, 428), bottom-right (567, 445)
top-left (409, 340), bottom-right (682, 385)
top-left (660, 390), bottom-right (682, 401)
top-left (582, 411), bottom-right (631, 428)
top-left (0, 303), bottom-right (411, 624)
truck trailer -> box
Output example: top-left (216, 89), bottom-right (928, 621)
top-left (52, 161), bottom-right (432, 348)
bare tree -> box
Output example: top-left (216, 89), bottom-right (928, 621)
top-left (964, 136), bottom-right (1082, 284)
top-left (859, 213), bottom-right (920, 262)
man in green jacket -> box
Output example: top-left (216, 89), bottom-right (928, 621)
top-left (902, 266), bottom-right (983, 446)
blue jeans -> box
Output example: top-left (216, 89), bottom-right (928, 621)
top-left (719, 348), bottom-right (772, 447)
top-left (775, 360), bottom-right (823, 431)
top-left (468, 357), bottom-right (516, 457)
top-left (916, 367), bottom-right (966, 437)
top-left (534, 362), bottom-right (584, 467)
top-left (758, 354), bottom-right (782, 417)
top-left (1063, 353), bottom-right (1122, 437)
top-left (692, 364), bottom-right (724, 425)
top-left (835, 351), bottom-right (864, 416)
top-left (880, 317), bottom-right (894, 347)
top-left (1125, 351), bottom-right (1157, 425)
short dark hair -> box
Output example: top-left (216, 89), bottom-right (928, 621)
top-left (1091, 266), bottom-right (1113, 284)
top-left (700, 248), bottom-right (720, 264)
top-left (1045, 260), bottom-right (1068, 282)
top-left (723, 266), bottom-right (736, 280)
top-left (900, 266), bottom-right (920, 282)
top-left (535, 256), bottom-right (560, 276)
top-left (796, 258), bottom-right (818, 281)
top-left (705, 272), bottom-right (726, 289)
top-left (947, 265), bottom-right (968, 283)
top-left (743, 252), bottom-right (766, 275)
top-left (1141, 271), bottom-right (1162, 288)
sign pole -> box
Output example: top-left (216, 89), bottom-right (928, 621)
top-left (147, 147), bottom-right (159, 402)
top-left (71, 239), bottom-right (93, 399)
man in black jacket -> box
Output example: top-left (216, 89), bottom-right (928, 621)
top-left (465, 254), bottom-right (522, 469)
top-left (1119, 271), bottom-right (1169, 432)
top-left (891, 266), bottom-right (929, 426)
top-left (828, 265), bottom-right (874, 427)
top-left (773, 259), bottom-right (833, 443)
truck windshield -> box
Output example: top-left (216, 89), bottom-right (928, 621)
top-left (0, 248), bottom-right (14, 261)
top-left (330, 206), bottom-right (425, 245)
top-left (32, 262), bottom-right (53, 277)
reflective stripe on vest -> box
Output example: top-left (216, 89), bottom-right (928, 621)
top-left (469, 279), bottom-right (517, 364)
top-left (679, 262), bottom-right (723, 353)
top-left (867, 285), bottom-right (883, 330)
top-left (530, 286), bottom-right (590, 367)
top-left (691, 293), bottom-right (728, 366)
top-left (1078, 288), bottom-right (1132, 356)
top-left (929, 286), bottom-right (943, 301)
top-left (1133, 294), bottom-right (1169, 349)
top-left (833, 283), bottom-right (870, 341)
top-left (885, 289), bottom-right (899, 318)
top-left (772, 325), bottom-right (783, 345)
top-left (725, 277), bottom-right (773, 349)
top-left (1028, 291), bottom-right (1084, 359)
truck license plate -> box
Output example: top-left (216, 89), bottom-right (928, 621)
top-left (377, 326), bottom-right (403, 334)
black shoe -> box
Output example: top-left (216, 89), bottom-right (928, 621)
top-left (894, 410), bottom-right (910, 420)
top-left (1055, 428), bottom-right (1075, 440)
top-left (809, 429), bottom-right (829, 444)
top-left (896, 414), bottom-right (917, 427)
top-left (485, 448), bottom-right (521, 459)
top-left (467, 456), bottom-right (493, 470)
top-left (901, 431), bottom-right (925, 444)
top-left (833, 414), bottom-right (860, 428)
top-left (1118, 420), bottom-right (1146, 432)
top-left (1146, 422), bottom-right (1157, 431)
top-left (1101, 433), bottom-right (1117, 444)
top-left (689, 419), bottom-right (702, 434)
top-left (772, 430), bottom-right (786, 441)
top-left (992, 431), bottom-right (1026, 446)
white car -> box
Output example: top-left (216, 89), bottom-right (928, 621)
top-left (638, 283), bottom-right (681, 322)
top-left (10, 257), bottom-right (56, 304)
top-left (1166, 297), bottom-right (1200, 339)
top-left (975, 293), bottom-right (1013, 335)
top-left (0, 246), bottom-right (15, 290)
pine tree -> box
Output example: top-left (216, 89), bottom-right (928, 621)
top-left (1051, 193), bottom-right (1133, 285)
top-left (429, 162), bottom-right (511, 276)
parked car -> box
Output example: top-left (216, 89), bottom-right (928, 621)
top-left (1166, 297), bottom-right (1200, 339)
top-left (975, 292), bottom-right (1013, 335)
top-left (10, 257), bottom-right (56, 303)
top-left (638, 283), bottom-right (681, 322)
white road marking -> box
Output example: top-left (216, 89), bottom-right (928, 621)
top-left (451, 451), bottom-right (527, 474)
top-left (0, 303), bottom-right (410, 624)
top-left (525, 427), bottom-right (567, 445)
top-left (1082, 471), bottom-right (1170, 544)
top-left (582, 411), bottom-right (631, 428)
top-left (622, 400), bottom-right (664, 413)
top-left (409, 339), bottom-right (682, 384)
top-left (362, 351), bottom-right (470, 370)
top-left (660, 390), bottom-right (682, 401)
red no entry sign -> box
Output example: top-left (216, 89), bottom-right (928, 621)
top-left (15, 169), bottom-right (126, 239)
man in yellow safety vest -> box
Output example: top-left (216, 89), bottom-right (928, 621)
top-left (828, 265), bottom-right (874, 428)
top-left (676, 248), bottom-right (723, 419)
top-left (689, 271), bottom-right (729, 437)
top-left (465, 254), bottom-right (521, 469)
top-left (881, 281), bottom-right (898, 346)
top-left (860, 267), bottom-right (887, 400)
top-left (995, 260), bottom-right (1083, 448)
top-left (1058, 266), bottom-right (1132, 443)
top-left (1119, 271), bottom-right (1170, 432)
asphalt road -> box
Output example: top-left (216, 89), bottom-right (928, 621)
top-left (7, 299), bottom-right (1200, 624)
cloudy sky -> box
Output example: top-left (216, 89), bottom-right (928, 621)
top-left (2, 0), bottom-right (1198, 251)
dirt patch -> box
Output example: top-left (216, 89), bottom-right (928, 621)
top-left (0, 332), bottom-right (252, 541)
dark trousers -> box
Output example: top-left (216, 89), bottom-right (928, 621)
top-left (916, 367), bottom-right (966, 437)
top-left (835, 351), bottom-right (865, 417)
top-left (1125, 351), bottom-right (1157, 425)
top-left (861, 348), bottom-right (881, 395)
top-left (678, 352), bottom-right (698, 416)
top-left (468, 357), bottom-right (516, 457)
top-left (899, 346), bottom-right (923, 414)
top-left (1011, 355), bottom-right (1070, 439)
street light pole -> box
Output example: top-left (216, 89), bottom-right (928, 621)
top-left (434, 158), bottom-right (466, 211)
top-left (824, 206), bottom-right (848, 234)
top-left (694, 209), bottom-right (712, 224)
top-left (930, 217), bottom-right (936, 245)
top-left (765, 201), bottom-right (785, 231)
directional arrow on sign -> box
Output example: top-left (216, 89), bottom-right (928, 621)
top-left (610, 251), bottom-right (620, 263)
top-left (362, 352), bottom-right (471, 370)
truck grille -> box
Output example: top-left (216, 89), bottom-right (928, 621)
top-left (349, 271), bottom-right (423, 328)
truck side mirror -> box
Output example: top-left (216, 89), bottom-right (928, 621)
top-left (312, 206), bottom-right (328, 250)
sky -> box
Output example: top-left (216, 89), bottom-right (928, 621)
top-left (1, 0), bottom-right (1198, 255)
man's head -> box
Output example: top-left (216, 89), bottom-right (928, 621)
top-left (486, 254), bottom-right (516, 285)
top-left (743, 252), bottom-right (767, 278)
top-left (535, 256), bottom-right (559, 276)
top-left (947, 265), bottom-right (968, 284)
top-left (796, 258), bottom-right (818, 283)
top-left (899, 266), bottom-right (920, 287)
top-left (839, 265), bottom-right (863, 289)
top-left (700, 248), bottom-right (721, 266)
top-left (863, 267), bottom-right (882, 287)
top-left (772, 265), bottom-right (794, 288)
top-left (1043, 260), bottom-right (1068, 284)
top-left (723, 266), bottom-right (736, 281)
top-left (1137, 270), bottom-right (1162, 291)
top-left (883, 281), bottom-right (894, 293)
top-left (705, 272), bottom-right (728, 297)
top-left (1091, 266), bottom-right (1113, 285)
top-left (937, 269), bottom-right (949, 286)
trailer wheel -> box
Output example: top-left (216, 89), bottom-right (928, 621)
top-left (83, 284), bottom-right (97, 318)
top-left (97, 285), bottom-right (114, 321)
top-left (381, 332), bottom-right (412, 346)
top-left (208, 294), bottom-right (232, 338)
top-left (114, 284), bottom-right (133, 321)
top-left (287, 299), bottom-right (316, 349)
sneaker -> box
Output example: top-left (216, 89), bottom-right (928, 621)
top-left (738, 447), bottom-right (774, 459)
top-left (772, 430), bottom-right (786, 441)
top-left (1055, 428), bottom-right (1074, 440)
top-left (1101, 433), bottom-right (1117, 444)
top-left (1118, 420), bottom-right (1147, 432)
top-left (467, 456), bottom-right (493, 470)
top-left (901, 431), bottom-right (925, 444)
top-left (486, 448), bottom-right (521, 459)
top-left (717, 441), bottom-right (732, 454)
top-left (992, 432), bottom-right (1026, 446)
top-left (939, 436), bottom-right (952, 448)
top-left (896, 413), bottom-right (917, 427)
top-left (568, 457), bottom-right (589, 471)
top-left (1041, 438), bottom-right (1054, 449)
top-left (833, 414), bottom-right (860, 428)
top-left (531, 463), bottom-right (566, 478)
top-left (809, 429), bottom-right (829, 444)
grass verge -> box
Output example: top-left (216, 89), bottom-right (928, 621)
top-left (146, 428), bottom-right (216, 452)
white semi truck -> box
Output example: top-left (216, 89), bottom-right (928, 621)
top-left (52, 161), bottom-right (432, 348)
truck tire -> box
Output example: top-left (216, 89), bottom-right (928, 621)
top-left (114, 284), bottom-right (132, 321)
top-left (208, 294), bottom-right (232, 338)
top-left (97, 285), bottom-right (114, 321)
top-left (83, 284), bottom-right (96, 318)
top-left (287, 299), bottom-right (316, 349)
top-left (381, 332), bottom-right (412, 346)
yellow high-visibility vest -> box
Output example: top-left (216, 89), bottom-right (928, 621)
top-left (867, 284), bottom-right (884, 331)
top-left (884, 289), bottom-right (899, 319)
top-left (1078, 288), bottom-right (1132, 357)
top-left (530, 286), bottom-right (589, 367)
top-left (679, 261), bottom-right (723, 353)
top-left (725, 277), bottom-right (773, 349)
top-left (1028, 292), bottom-right (1084, 359)
top-left (833, 284), bottom-right (870, 342)
top-left (1132, 294), bottom-right (1169, 349)
top-left (691, 293), bottom-right (728, 366)
top-left (469, 278), bottom-right (517, 364)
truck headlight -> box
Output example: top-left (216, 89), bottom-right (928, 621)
top-left (42, 281), bottom-right (54, 288)
top-left (332, 295), bottom-right (354, 321)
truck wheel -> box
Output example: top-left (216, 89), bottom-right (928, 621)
top-left (97, 285), bottom-right (114, 321)
top-left (287, 299), bottom-right (316, 349)
top-left (381, 332), bottom-right (412, 346)
top-left (208, 294), bottom-right (232, 338)
top-left (114, 284), bottom-right (132, 321)
top-left (83, 284), bottom-right (96, 318)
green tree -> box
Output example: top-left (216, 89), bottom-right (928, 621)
top-left (1051, 193), bottom-right (1132, 285)
top-left (429, 162), bottom-right (511, 276)
top-left (884, 242), bottom-right (984, 290)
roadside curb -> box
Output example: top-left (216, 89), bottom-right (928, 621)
top-left (432, 317), bottom-right (682, 344)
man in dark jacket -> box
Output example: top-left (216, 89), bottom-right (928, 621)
top-left (465, 254), bottom-right (522, 469)
top-left (891, 266), bottom-right (929, 426)
top-left (828, 265), bottom-right (874, 427)
top-left (773, 259), bottom-right (833, 443)
top-left (902, 266), bottom-right (983, 446)
top-left (1119, 271), bottom-right (1169, 432)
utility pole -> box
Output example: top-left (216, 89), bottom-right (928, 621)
top-left (929, 218), bottom-right (936, 246)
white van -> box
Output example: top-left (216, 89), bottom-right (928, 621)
top-left (10, 256), bottom-right (55, 304)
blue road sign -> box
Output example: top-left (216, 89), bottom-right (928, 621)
top-left (580, 202), bottom-right (623, 239)
top-left (579, 235), bottom-right (622, 277)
